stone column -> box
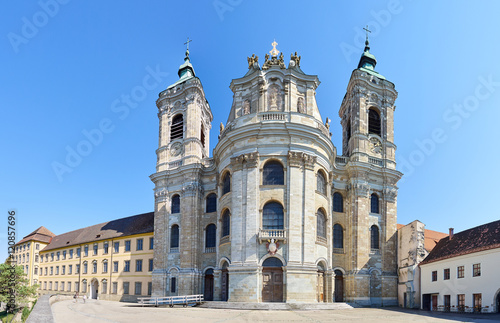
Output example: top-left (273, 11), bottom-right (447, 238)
top-left (152, 187), bottom-right (169, 297)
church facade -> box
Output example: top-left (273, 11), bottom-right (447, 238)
top-left (151, 40), bottom-right (402, 305)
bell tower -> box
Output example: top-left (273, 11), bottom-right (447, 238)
top-left (339, 37), bottom-right (397, 169)
top-left (154, 45), bottom-right (212, 173)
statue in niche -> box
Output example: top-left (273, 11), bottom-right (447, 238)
top-left (297, 97), bottom-right (306, 113)
top-left (243, 100), bottom-right (251, 115)
top-left (268, 85), bottom-right (281, 110)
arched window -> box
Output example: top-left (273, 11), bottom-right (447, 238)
top-left (171, 195), bottom-right (180, 214)
top-left (333, 192), bottom-right (343, 212)
top-left (371, 225), bottom-right (379, 249)
top-left (333, 224), bottom-right (344, 249)
top-left (170, 277), bottom-right (176, 293)
top-left (170, 225), bottom-right (179, 249)
top-left (205, 224), bottom-right (216, 248)
top-left (263, 161), bottom-right (284, 185)
top-left (368, 109), bottom-right (381, 136)
top-left (317, 171), bottom-right (327, 195)
top-left (206, 193), bottom-right (217, 213)
top-left (262, 202), bottom-right (284, 230)
top-left (221, 210), bottom-right (230, 238)
top-left (222, 172), bottom-right (231, 195)
top-left (170, 114), bottom-right (183, 140)
top-left (370, 194), bottom-right (379, 214)
top-left (316, 209), bottom-right (327, 238)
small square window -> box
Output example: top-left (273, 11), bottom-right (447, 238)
top-left (125, 241), bottom-right (131, 252)
top-left (444, 268), bottom-right (450, 280)
top-left (457, 266), bottom-right (464, 278)
top-left (431, 271), bottom-right (437, 282)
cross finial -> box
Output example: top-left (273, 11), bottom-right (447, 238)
top-left (270, 39), bottom-right (279, 57)
top-left (184, 37), bottom-right (192, 51)
top-left (363, 25), bottom-right (371, 45)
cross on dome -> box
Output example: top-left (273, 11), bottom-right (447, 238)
top-left (269, 40), bottom-right (279, 57)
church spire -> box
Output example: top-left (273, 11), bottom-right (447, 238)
top-left (168, 38), bottom-right (196, 89)
top-left (356, 26), bottom-right (385, 79)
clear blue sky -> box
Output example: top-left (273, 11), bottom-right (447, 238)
top-left (1, 1), bottom-right (499, 261)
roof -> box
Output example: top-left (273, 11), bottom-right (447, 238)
top-left (420, 219), bottom-right (500, 265)
top-left (15, 226), bottom-right (56, 246)
top-left (397, 223), bottom-right (448, 252)
top-left (41, 212), bottom-right (154, 252)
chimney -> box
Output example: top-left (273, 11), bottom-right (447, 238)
top-left (449, 228), bottom-right (454, 240)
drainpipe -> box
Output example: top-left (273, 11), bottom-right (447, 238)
top-left (78, 244), bottom-right (82, 293)
top-left (110, 239), bottom-right (113, 296)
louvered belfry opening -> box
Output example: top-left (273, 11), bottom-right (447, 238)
top-left (171, 114), bottom-right (184, 140)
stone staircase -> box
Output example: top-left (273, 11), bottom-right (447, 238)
top-left (198, 301), bottom-right (355, 311)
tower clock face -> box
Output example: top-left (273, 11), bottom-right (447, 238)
top-left (370, 137), bottom-right (382, 154)
top-left (170, 142), bottom-right (183, 157)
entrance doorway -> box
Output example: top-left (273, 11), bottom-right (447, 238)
top-left (334, 270), bottom-right (344, 302)
top-left (91, 279), bottom-right (98, 300)
top-left (262, 257), bottom-right (284, 303)
top-left (204, 268), bottom-right (214, 301)
top-left (317, 262), bottom-right (326, 302)
top-left (221, 262), bottom-right (229, 301)
top-left (422, 294), bottom-right (431, 311)
top-left (431, 294), bottom-right (438, 311)
top-left (496, 292), bottom-right (500, 313)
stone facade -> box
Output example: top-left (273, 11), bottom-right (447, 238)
top-left (151, 42), bottom-right (402, 305)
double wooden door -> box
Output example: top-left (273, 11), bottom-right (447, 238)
top-left (262, 269), bottom-right (283, 302)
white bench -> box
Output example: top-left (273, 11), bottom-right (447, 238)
top-left (138, 294), bottom-right (204, 307)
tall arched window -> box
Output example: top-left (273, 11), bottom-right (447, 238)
top-left (316, 209), bottom-right (327, 238)
top-left (333, 192), bottom-right (343, 212)
top-left (317, 171), bottom-right (327, 195)
top-left (333, 224), bottom-right (344, 248)
top-left (262, 202), bottom-right (284, 230)
top-left (370, 193), bottom-right (379, 214)
top-left (221, 210), bottom-right (230, 238)
top-left (370, 225), bottom-right (379, 250)
top-left (205, 224), bottom-right (216, 248)
top-left (263, 161), bottom-right (284, 185)
top-left (170, 225), bottom-right (179, 250)
top-left (222, 172), bottom-right (231, 195)
top-left (170, 114), bottom-right (184, 140)
top-left (368, 108), bottom-right (381, 136)
top-left (206, 193), bottom-right (217, 213)
top-left (171, 195), bottom-right (180, 214)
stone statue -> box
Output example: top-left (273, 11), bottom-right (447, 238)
top-left (291, 52), bottom-right (301, 67)
top-left (247, 54), bottom-right (259, 69)
top-left (220, 122), bottom-right (225, 133)
top-left (297, 97), bottom-right (305, 113)
top-left (279, 52), bottom-right (284, 64)
top-left (265, 53), bottom-right (269, 63)
top-left (243, 100), bottom-right (251, 115)
top-left (269, 86), bottom-right (278, 110)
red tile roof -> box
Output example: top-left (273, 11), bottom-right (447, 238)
top-left (15, 226), bottom-right (56, 246)
top-left (42, 212), bottom-right (154, 252)
top-left (420, 219), bottom-right (500, 265)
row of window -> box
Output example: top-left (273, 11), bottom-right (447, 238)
top-left (168, 219), bottom-right (381, 251)
top-left (40, 259), bottom-right (154, 276)
top-left (172, 186), bottom-right (382, 216)
top-left (437, 293), bottom-right (483, 310)
top-left (41, 280), bottom-right (153, 296)
top-left (15, 242), bottom-right (40, 253)
top-left (40, 238), bottom-right (153, 263)
top-left (431, 264), bottom-right (481, 282)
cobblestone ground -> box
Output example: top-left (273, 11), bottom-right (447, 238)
top-left (51, 300), bottom-right (500, 323)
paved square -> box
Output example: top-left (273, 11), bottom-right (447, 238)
top-left (51, 300), bottom-right (500, 323)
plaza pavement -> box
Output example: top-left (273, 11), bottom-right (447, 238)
top-left (51, 299), bottom-right (500, 323)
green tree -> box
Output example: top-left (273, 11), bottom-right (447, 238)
top-left (0, 259), bottom-right (38, 312)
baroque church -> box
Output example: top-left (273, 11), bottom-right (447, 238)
top-left (151, 39), bottom-right (402, 305)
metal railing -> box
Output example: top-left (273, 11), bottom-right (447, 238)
top-left (138, 294), bottom-right (204, 307)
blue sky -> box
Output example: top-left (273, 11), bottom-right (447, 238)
top-left (1, 1), bottom-right (499, 261)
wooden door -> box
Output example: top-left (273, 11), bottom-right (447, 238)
top-left (204, 274), bottom-right (214, 301)
top-left (221, 269), bottom-right (228, 301)
top-left (431, 295), bottom-right (438, 310)
top-left (334, 272), bottom-right (344, 302)
top-left (262, 269), bottom-right (283, 302)
top-left (317, 272), bottom-right (324, 302)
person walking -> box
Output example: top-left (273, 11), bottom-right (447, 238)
top-left (83, 294), bottom-right (86, 304)
top-left (73, 292), bottom-right (77, 303)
